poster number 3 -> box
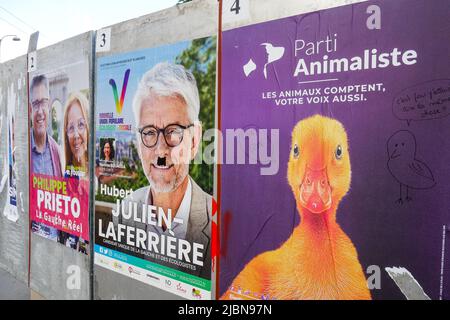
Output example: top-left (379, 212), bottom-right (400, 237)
top-left (224, 0), bottom-right (249, 23)
top-left (100, 34), bottom-right (106, 48)
top-left (96, 28), bottom-right (111, 53)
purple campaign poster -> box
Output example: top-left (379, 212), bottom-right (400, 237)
top-left (220, 0), bottom-right (450, 300)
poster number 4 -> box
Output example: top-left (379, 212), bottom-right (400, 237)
top-left (224, 0), bottom-right (249, 23)
top-left (231, 0), bottom-right (241, 15)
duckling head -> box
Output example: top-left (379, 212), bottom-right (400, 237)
top-left (288, 115), bottom-right (351, 218)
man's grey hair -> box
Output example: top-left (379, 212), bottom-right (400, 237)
top-left (132, 62), bottom-right (200, 125)
top-left (30, 75), bottom-right (49, 102)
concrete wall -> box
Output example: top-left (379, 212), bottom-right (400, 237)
top-left (221, 0), bottom-right (367, 31)
top-left (28, 31), bottom-right (94, 300)
top-left (0, 55), bottom-right (29, 286)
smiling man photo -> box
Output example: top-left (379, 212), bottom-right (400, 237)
top-left (30, 75), bottom-right (62, 177)
top-left (118, 62), bottom-right (212, 279)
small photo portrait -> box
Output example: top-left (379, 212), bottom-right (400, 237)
top-left (100, 138), bottom-right (115, 162)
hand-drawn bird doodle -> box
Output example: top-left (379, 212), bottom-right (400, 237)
top-left (387, 130), bottom-right (436, 204)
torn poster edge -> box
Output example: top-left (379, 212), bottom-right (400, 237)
top-left (385, 266), bottom-right (431, 300)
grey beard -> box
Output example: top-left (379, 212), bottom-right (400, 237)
top-left (146, 165), bottom-right (188, 194)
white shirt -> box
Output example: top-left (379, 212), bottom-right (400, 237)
top-left (146, 179), bottom-right (192, 240)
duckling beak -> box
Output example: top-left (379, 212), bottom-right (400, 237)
top-left (299, 167), bottom-right (332, 214)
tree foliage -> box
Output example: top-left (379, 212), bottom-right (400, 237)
top-left (176, 36), bottom-right (217, 195)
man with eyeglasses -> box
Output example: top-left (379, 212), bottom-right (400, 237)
top-left (29, 75), bottom-right (62, 177)
top-left (121, 62), bottom-right (212, 279)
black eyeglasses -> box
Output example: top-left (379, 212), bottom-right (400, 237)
top-left (31, 98), bottom-right (49, 111)
top-left (138, 124), bottom-right (194, 148)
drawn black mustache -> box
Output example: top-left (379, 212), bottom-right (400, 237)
top-left (157, 157), bottom-right (166, 167)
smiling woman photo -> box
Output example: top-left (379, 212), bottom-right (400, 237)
top-left (100, 138), bottom-right (115, 163)
top-left (103, 141), bottom-right (112, 162)
top-left (63, 92), bottom-right (90, 177)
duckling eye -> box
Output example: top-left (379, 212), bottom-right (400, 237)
top-left (293, 144), bottom-right (300, 159)
top-left (335, 145), bottom-right (343, 160)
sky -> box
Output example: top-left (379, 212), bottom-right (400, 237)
top-left (0, 0), bottom-right (180, 63)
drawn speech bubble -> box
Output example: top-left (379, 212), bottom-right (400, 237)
top-left (393, 79), bottom-right (450, 125)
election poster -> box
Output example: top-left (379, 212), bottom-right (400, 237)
top-left (219, 0), bottom-right (450, 300)
top-left (94, 37), bottom-right (216, 300)
top-left (2, 82), bottom-right (20, 223)
top-left (29, 60), bottom-right (90, 255)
